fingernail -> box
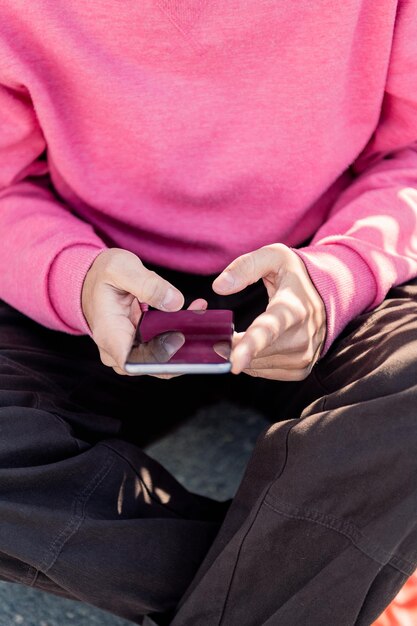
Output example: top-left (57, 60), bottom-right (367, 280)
top-left (162, 333), bottom-right (184, 356)
top-left (215, 272), bottom-right (235, 292)
top-left (161, 288), bottom-right (182, 310)
top-left (215, 346), bottom-right (229, 359)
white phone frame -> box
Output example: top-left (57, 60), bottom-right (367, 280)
top-left (124, 361), bottom-right (232, 375)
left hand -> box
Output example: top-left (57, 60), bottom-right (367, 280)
top-left (212, 244), bottom-right (327, 381)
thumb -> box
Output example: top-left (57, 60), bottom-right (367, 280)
top-left (111, 257), bottom-right (184, 311)
top-left (212, 245), bottom-right (283, 295)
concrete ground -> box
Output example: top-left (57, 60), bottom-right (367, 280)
top-left (0, 403), bottom-right (268, 626)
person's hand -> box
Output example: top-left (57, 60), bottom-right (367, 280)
top-left (212, 244), bottom-right (326, 381)
top-left (81, 248), bottom-right (207, 376)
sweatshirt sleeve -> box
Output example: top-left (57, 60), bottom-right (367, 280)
top-left (294, 0), bottom-right (417, 357)
top-left (0, 79), bottom-right (107, 335)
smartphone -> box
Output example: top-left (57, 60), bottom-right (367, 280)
top-left (124, 309), bottom-right (234, 375)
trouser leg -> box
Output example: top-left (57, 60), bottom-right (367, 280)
top-left (0, 266), bottom-right (286, 625)
top-left (170, 279), bottom-right (417, 626)
top-left (0, 299), bottom-right (230, 624)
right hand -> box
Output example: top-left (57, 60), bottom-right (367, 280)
top-left (81, 248), bottom-right (205, 376)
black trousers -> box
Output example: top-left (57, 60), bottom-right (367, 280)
top-left (0, 267), bottom-right (416, 626)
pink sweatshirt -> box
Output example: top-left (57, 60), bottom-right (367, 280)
top-left (1, 1), bottom-right (417, 355)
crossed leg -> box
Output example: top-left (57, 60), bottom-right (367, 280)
top-left (0, 299), bottom-right (230, 624)
top-left (170, 279), bottom-right (417, 626)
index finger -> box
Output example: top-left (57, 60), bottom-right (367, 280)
top-left (231, 306), bottom-right (289, 374)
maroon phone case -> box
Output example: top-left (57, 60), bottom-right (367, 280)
top-left (136, 309), bottom-right (234, 364)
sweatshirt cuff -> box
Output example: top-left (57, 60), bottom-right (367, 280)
top-left (48, 244), bottom-right (107, 335)
top-left (293, 243), bottom-right (377, 357)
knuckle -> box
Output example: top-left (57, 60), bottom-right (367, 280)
top-left (293, 368), bottom-right (310, 381)
top-left (94, 334), bottom-right (119, 366)
top-left (99, 351), bottom-right (114, 367)
top-left (101, 250), bottom-right (123, 279)
top-left (306, 346), bottom-right (316, 363)
top-left (297, 333), bottom-right (311, 352)
top-left (299, 347), bottom-right (315, 369)
top-left (298, 355), bottom-right (311, 369)
top-left (294, 307), bottom-right (308, 325)
top-left (93, 328), bottom-right (109, 351)
top-left (264, 325), bottom-right (276, 348)
top-left (93, 330), bottom-right (105, 348)
top-left (246, 253), bottom-right (258, 281)
top-left (234, 252), bottom-right (256, 282)
top-left (267, 242), bottom-right (286, 255)
top-left (244, 367), bottom-right (260, 378)
top-left (103, 249), bottom-right (140, 282)
top-left (141, 272), bottom-right (164, 303)
top-left (250, 317), bottom-right (277, 348)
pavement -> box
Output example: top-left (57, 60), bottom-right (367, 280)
top-left (0, 403), bottom-right (269, 626)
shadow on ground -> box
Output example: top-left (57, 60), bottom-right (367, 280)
top-left (0, 403), bottom-right (268, 626)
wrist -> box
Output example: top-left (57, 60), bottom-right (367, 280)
top-left (48, 244), bottom-right (107, 334)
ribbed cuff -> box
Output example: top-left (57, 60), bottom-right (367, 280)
top-left (48, 244), bottom-right (107, 335)
top-left (293, 243), bottom-right (377, 357)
